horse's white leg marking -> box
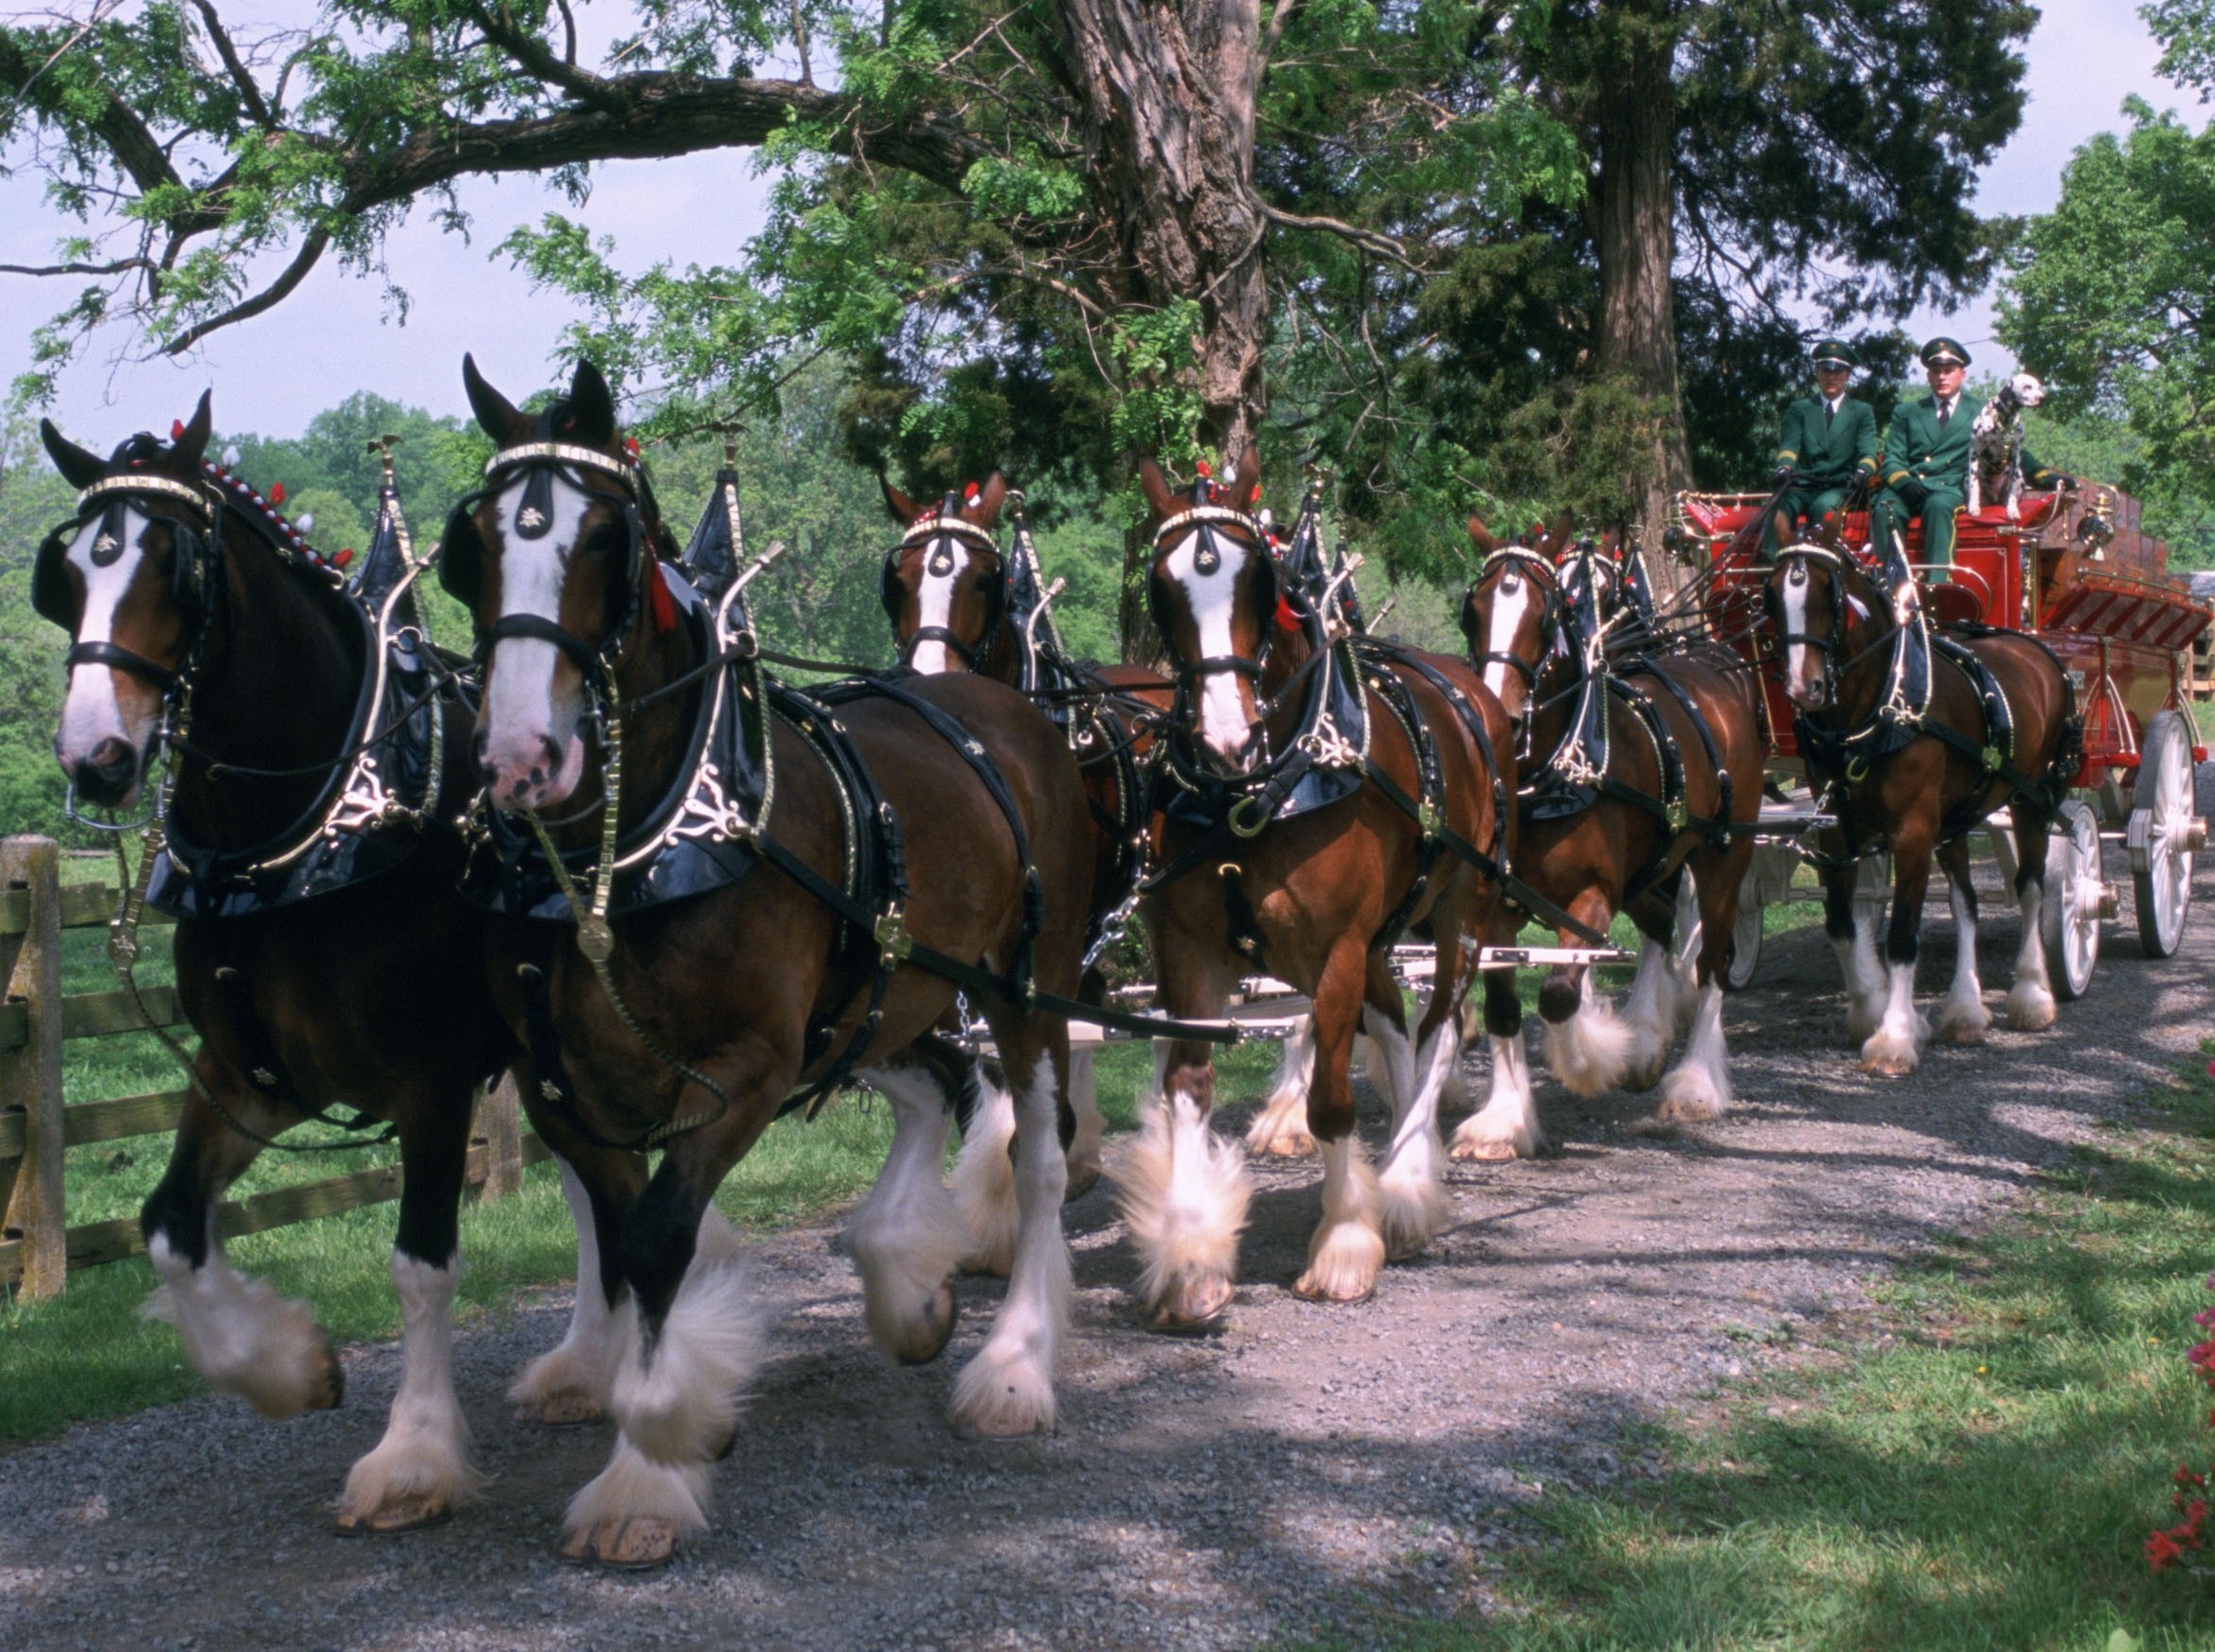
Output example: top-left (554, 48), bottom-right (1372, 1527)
top-left (1110, 1043), bottom-right (1252, 1318)
top-left (145, 1225), bottom-right (337, 1420)
top-left (510, 1158), bottom-right (624, 1421)
top-left (1859, 957), bottom-right (1925, 1073)
top-left (1617, 939), bottom-right (1676, 1089)
top-left (1296, 1133), bottom-right (1386, 1302)
top-left (905, 558), bottom-right (961, 675)
top-left (1545, 972), bottom-right (1639, 1098)
top-left (1450, 1031), bottom-right (1543, 1158)
top-left (950, 1063), bottom-right (1019, 1277)
top-left (1935, 878), bottom-right (1991, 1044)
top-left (1163, 536), bottom-right (1255, 765)
top-left (478, 475), bottom-right (594, 805)
top-left (1836, 901), bottom-right (1886, 1041)
top-left (1656, 982), bottom-right (1734, 1123)
top-left (850, 1064), bottom-right (969, 1362)
top-left (2007, 877), bottom-right (2059, 1030)
top-left (1377, 1015), bottom-right (1457, 1258)
top-left (54, 508), bottom-right (161, 773)
top-left (1244, 1018), bottom-right (1318, 1156)
top-left (952, 1052), bottom-right (1072, 1435)
top-left (1066, 1049), bottom-right (1104, 1192)
top-left (339, 1251), bottom-right (482, 1525)
top-left (1360, 1006), bottom-right (1414, 1120)
top-left (607, 1203), bottom-right (763, 1465)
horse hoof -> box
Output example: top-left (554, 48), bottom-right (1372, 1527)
top-left (1260, 1129), bottom-right (1316, 1158)
top-left (1857, 1053), bottom-right (1918, 1078)
top-left (1147, 1275), bottom-right (1233, 1337)
top-left (514, 1392), bottom-right (605, 1428)
top-left (894, 1282), bottom-right (960, 1367)
top-left (1449, 1138), bottom-right (1519, 1163)
top-left (333, 1494), bottom-right (453, 1537)
top-left (1291, 1271), bottom-right (1375, 1306)
top-left (560, 1516), bottom-right (677, 1571)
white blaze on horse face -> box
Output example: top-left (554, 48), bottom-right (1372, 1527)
top-left (479, 472), bottom-right (596, 811)
top-left (1479, 571), bottom-right (1535, 712)
top-left (1779, 566), bottom-right (1825, 709)
top-left (907, 548), bottom-right (962, 675)
top-left (55, 506), bottom-right (163, 777)
top-left (1164, 530), bottom-right (1255, 769)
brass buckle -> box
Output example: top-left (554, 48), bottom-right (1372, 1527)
top-left (874, 903), bottom-right (913, 962)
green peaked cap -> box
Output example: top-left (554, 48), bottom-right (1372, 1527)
top-left (1919, 335), bottom-right (1972, 368)
top-left (1810, 339), bottom-right (1859, 368)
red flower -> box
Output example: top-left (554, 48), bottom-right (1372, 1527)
top-left (2174, 1467), bottom-right (2206, 1489)
top-left (268, 482), bottom-right (285, 505)
top-left (2150, 1530), bottom-right (2184, 1569)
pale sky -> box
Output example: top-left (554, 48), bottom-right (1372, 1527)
top-left (0, 0), bottom-right (2189, 439)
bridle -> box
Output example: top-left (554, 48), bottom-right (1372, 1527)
top-left (1768, 542), bottom-right (1855, 704)
top-left (440, 440), bottom-right (655, 691)
top-left (36, 472), bottom-right (225, 697)
top-left (1148, 502), bottom-right (1283, 695)
top-left (1465, 545), bottom-right (1563, 697)
top-left (883, 510), bottom-right (1005, 670)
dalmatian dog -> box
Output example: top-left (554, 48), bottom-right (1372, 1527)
top-left (1967, 370), bottom-right (2046, 522)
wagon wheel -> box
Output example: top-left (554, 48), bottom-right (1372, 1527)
top-left (2040, 799), bottom-right (2104, 1001)
top-left (2129, 709), bottom-right (2204, 958)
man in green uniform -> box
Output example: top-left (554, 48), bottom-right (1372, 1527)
top-left (1871, 336), bottom-right (1976, 580)
top-left (1769, 339), bottom-right (1880, 553)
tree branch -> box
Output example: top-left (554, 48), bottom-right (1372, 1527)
top-left (1259, 202), bottom-right (1414, 269)
top-left (159, 225), bottom-right (329, 353)
top-left (187, 0), bottom-right (274, 128)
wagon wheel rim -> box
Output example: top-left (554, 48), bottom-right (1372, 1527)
top-left (2044, 800), bottom-right (2102, 999)
top-left (2133, 711), bottom-right (2196, 958)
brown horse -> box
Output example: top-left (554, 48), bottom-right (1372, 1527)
top-left (446, 358), bottom-right (1094, 1568)
top-left (1456, 525), bottom-right (1762, 1151)
top-left (1120, 449), bottom-right (1516, 1327)
top-left (877, 473), bottom-right (1324, 1170)
top-left (34, 399), bottom-right (513, 1534)
top-left (1766, 538), bottom-right (2078, 1072)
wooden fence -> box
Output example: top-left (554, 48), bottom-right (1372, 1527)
top-left (0, 834), bottom-right (531, 1301)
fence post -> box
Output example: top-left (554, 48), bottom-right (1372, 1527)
top-left (473, 1073), bottom-right (523, 1200)
top-left (2, 836), bottom-right (66, 1300)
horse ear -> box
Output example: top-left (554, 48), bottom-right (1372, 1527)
top-left (1467, 514), bottom-right (1500, 554)
top-left (971, 472), bottom-right (1007, 527)
top-left (567, 361), bottom-right (617, 442)
top-left (1136, 456), bottom-right (1180, 523)
top-left (462, 354), bottom-right (531, 444)
top-left (171, 390), bottom-right (212, 467)
top-left (41, 419), bottom-right (105, 489)
top-left (1229, 444), bottom-right (1263, 509)
top-left (880, 472), bottom-right (921, 525)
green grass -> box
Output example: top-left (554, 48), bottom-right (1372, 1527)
top-left (1285, 1051), bottom-right (2215, 1652)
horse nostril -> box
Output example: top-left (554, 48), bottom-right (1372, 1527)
top-left (87, 738), bottom-right (135, 786)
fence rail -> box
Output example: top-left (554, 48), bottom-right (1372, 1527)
top-left (0, 835), bottom-right (530, 1301)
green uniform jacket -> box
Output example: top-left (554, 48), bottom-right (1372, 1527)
top-left (1880, 396), bottom-right (1973, 492)
top-left (1774, 395), bottom-right (1879, 490)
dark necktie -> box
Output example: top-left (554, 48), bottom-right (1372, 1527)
top-left (1825, 402), bottom-right (1835, 428)
top-left (1937, 400), bottom-right (1951, 428)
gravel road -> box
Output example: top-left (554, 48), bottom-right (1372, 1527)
top-left (5, 772), bottom-right (2211, 1652)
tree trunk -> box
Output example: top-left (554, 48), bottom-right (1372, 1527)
top-left (1589, 1), bottom-right (1694, 587)
top-left (1051, 0), bottom-right (1270, 458)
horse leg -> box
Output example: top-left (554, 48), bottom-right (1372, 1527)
top-left (1110, 949), bottom-right (1250, 1332)
top-left (1378, 914), bottom-right (1476, 1258)
top-left (1450, 914), bottom-right (1543, 1160)
top-left (1656, 859), bottom-right (1738, 1123)
top-left (950, 1015), bottom-right (1075, 1435)
top-left (1065, 1046), bottom-right (1105, 1197)
top-left (335, 1082), bottom-right (483, 1534)
top-left (950, 1054), bottom-right (1019, 1277)
top-left (2006, 801), bottom-right (2060, 1031)
top-left (1825, 863), bottom-right (1885, 1042)
top-left (850, 1046), bottom-right (972, 1365)
top-left (1861, 825), bottom-right (1936, 1075)
top-left (511, 1123), bottom-right (643, 1426)
top-left (1243, 1015), bottom-right (1318, 1158)
top-left (139, 1058), bottom-right (343, 1420)
top-left (1541, 892), bottom-right (1639, 1097)
top-left (1933, 837), bottom-right (1992, 1046)
top-left (1295, 936), bottom-right (1387, 1303)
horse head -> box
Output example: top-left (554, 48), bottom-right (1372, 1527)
top-left (1139, 447), bottom-right (1277, 776)
top-left (1460, 515), bottom-right (1563, 721)
top-left (443, 355), bottom-right (660, 814)
top-left (1765, 542), bottom-right (1868, 713)
top-left (36, 394), bottom-right (219, 808)
top-left (879, 472), bottom-right (1008, 674)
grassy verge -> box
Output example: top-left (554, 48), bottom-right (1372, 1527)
top-left (1292, 1050), bottom-right (2215, 1652)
